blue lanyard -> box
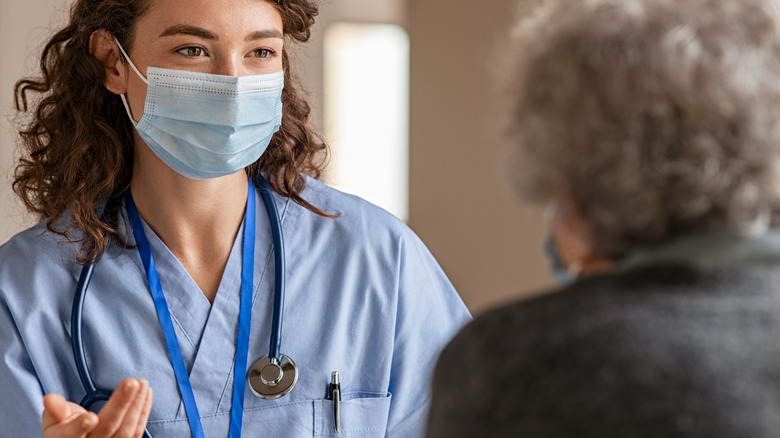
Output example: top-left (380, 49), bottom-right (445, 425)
top-left (126, 180), bottom-right (256, 438)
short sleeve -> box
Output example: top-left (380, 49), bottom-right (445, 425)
top-left (0, 294), bottom-right (46, 437)
top-left (386, 229), bottom-right (471, 436)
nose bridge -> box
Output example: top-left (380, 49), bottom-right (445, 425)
top-left (216, 54), bottom-right (242, 77)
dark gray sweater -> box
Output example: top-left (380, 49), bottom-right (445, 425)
top-left (427, 262), bottom-right (780, 437)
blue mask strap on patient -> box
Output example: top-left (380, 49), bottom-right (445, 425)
top-left (544, 235), bottom-right (575, 286)
top-left (126, 179), bottom-right (256, 438)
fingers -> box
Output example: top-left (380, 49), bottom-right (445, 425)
top-left (49, 412), bottom-right (99, 438)
top-left (89, 378), bottom-right (152, 438)
top-left (42, 394), bottom-right (98, 438)
top-left (117, 379), bottom-right (151, 438)
top-left (133, 385), bottom-right (154, 437)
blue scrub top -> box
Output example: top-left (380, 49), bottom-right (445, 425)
top-left (0, 177), bottom-right (471, 437)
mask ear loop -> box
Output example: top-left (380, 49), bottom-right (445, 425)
top-left (113, 37), bottom-right (148, 126)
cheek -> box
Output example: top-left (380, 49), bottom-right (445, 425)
top-left (125, 75), bottom-right (149, 122)
top-left (273, 56), bottom-right (284, 72)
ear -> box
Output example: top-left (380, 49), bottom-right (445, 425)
top-left (551, 197), bottom-right (615, 277)
top-left (89, 29), bottom-right (127, 95)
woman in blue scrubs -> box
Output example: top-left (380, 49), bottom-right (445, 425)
top-left (1, 0), bottom-right (470, 436)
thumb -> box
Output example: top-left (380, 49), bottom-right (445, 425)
top-left (42, 394), bottom-right (98, 438)
top-left (43, 393), bottom-right (71, 424)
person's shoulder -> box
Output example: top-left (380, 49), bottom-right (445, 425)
top-left (440, 272), bottom-right (642, 358)
top-left (451, 279), bottom-right (599, 336)
top-left (296, 176), bottom-right (413, 238)
top-left (300, 177), bottom-right (404, 221)
top-left (0, 220), bottom-right (78, 291)
top-left (443, 261), bottom-right (741, 360)
top-left (0, 220), bottom-right (68, 260)
top-left (432, 264), bottom-right (780, 437)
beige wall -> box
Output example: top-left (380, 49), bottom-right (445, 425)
top-left (0, 0), bottom-right (70, 243)
top-left (408, 0), bottom-right (552, 313)
top-left (0, 0), bottom-right (553, 314)
top-left (277, 0), bottom-right (555, 313)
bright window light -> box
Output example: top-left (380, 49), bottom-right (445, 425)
top-left (323, 23), bottom-right (410, 222)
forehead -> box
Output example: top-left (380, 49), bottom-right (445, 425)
top-left (136, 0), bottom-right (283, 36)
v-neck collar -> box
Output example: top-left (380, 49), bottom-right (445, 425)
top-left (121, 187), bottom-right (285, 415)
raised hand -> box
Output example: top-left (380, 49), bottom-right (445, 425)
top-left (42, 378), bottom-right (153, 438)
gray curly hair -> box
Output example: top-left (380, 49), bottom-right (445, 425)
top-left (505, 0), bottom-right (780, 259)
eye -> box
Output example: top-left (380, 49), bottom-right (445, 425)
top-left (176, 46), bottom-right (206, 57)
top-left (251, 49), bottom-right (274, 59)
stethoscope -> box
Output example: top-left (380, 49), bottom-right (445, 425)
top-left (71, 177), bottom-right (298, 436)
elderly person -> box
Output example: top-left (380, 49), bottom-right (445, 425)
top-left (426, 0), bottom-right (780, 436)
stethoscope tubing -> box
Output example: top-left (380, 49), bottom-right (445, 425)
top-left (72, 260), bottom-right (152, 438)
top-left (256, 177), bottom-right (285, 361)
top-left (71, 262), bottom-right (111, 410)
top-left (71, 263), bottom-right (96, 397)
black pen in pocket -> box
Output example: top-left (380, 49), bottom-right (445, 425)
top-left (326, 371), bottom-right (341, 432)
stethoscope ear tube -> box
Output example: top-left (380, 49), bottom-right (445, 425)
top-left (72, 263), bottom-right (98, 398)
top-left (73, 245), bottom-right (153, 438)
top-left (249, 177), bottom-right (298, 399)
top-left (256, 177), bottom-right (285, 361)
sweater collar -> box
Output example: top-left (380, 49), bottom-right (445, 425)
top-left (618, 230), bottom-right (780, 271)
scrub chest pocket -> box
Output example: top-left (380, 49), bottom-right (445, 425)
top-left (144, 393), bottom-right (392, 436)
top-left (314, 393), bottom-right (392, 436)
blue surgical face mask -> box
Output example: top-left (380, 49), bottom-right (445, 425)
top-left (115, 38), bottom-right (283, 180)
top-left (543, 235), bottom-right (576, 286)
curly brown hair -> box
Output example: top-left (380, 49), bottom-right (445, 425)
top-left (13, 0), bottom-right (328, 264)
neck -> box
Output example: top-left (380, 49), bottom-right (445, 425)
top-left (130, 141), bottom-right (249, 302)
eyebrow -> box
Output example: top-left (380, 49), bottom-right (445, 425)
top-left (159, 25), bottom-right (218, 40)
top-left (159, 25), bottom-right (283, 41)
top-left (245, 29), bottom-right (283, 41)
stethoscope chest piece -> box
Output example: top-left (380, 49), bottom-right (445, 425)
top-left (248, 354), bottom-right (298, 399)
